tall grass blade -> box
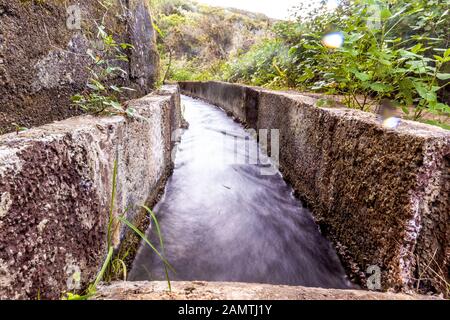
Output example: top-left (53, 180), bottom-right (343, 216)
top-left (107, 160), bottom-right (118, 248)
top-left (113, 258), bottom-right (128, 281)
top-left (142, 205), bottom-right (172, 291)
top-left (117, 215), bottom-right (175, 274)
top-left (94, 246), bottom-right (114, 288)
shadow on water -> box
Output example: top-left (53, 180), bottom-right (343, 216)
top-left (129, 95), bottom-right (352, 289)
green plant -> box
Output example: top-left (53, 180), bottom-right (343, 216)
top-left (306, 0), bottom-right (450, 117)
top-left (71, 25), bottom-right (138, 118)
top-left (151, 0), bottom-right (272, 84)
top-left (224, 0), bottom-right (450, 124)
top-left (223, 39), bottom-right (294, 88)
top-left (63, 160), bottom-right (173, 300)
top-left (414, 249), bottom-right (450, 297)
top-left (11, 123), bottom-right (28, 134)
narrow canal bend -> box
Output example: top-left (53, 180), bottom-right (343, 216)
top-left (129, 95), bottom-right (352, 289)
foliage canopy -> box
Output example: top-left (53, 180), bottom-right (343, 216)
top-left (156, 0), bottom-right (449, 125)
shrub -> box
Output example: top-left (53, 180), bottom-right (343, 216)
top-left (224, 39), bottom-right (294, 88)
top-left (224, 0), bottom-right (450, 121)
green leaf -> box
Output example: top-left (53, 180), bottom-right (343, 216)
top-left (126, 108), bottom-right (135, 117)
top-left (11, 123), bottom-right (28, 132)
top-left (399, 49), bottom-right (420, 59)
top-left (88, 79), bottom-right (106, 91)
top-left (110, 85), bottom-right (122, 92)
top-left (431, 86), bottom-right (440, 92)
top-left (436, 73), bottom-right (450, 80)
top-left (377, 58), bottom-right (392, 66)
top-left (410, 43), bottom-right (422, 54)
top-left (152, 21), bottom-right (163, 38)
top-left (380, 8), bottom-right (392, 20)
top-left (87, 83), bottom-right (99, 91)
top-left (303, 43), bottom-right (318, 50)
top-left (434, 55), bottom-right (444, 62)
top-left (353, 71), bottom-right (371, 82)
top-left (97, 25), bottom-right (108, 39)
top-left (444, 48), bottom-right (450, 58)
top-left (435, 103), bottom-right (450, 113)
top-left (413, 81), bottom-right (436, 102)
top-left (316, 98), bottom-right (335, 107)
top-left (71, 94), bottom-right (84, 102)
top-left (412, 81), bottom-right (427, 97)
top-left (116, 55), bottom-right (129, 62)
top-left (103, 100), bottom-right (122, 110)
top-left (120, 43), bottom-right (135, 50)
top-left (406, 60), bottom-right (427, 74)
top-left (401, 105), bottom-right (410, 115)
top-left (370, 82), bottom-right (393, 92)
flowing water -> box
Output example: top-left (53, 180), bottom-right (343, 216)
top-left (129, 95), bottom-right (351, 289)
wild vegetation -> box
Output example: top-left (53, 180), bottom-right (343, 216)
top-left (155, 0), bottom-right (449, 127)
top-left (66, 0), bottom-right (160, 121)
top-left (150, 0), bottom-right (273, 82)
top-left (71, 24), bottom-right (140, 118)
top-left (64, 160), bottom-right (173, 300)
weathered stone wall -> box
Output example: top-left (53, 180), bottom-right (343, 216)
top-left (179, 81), bottom-right (450, 295)
top-left (0, 0), bottom-right (159, 135)
top-left (0, 85), bottom-right (181, 300)
top-left (94, 281), bottom-right (440, 300)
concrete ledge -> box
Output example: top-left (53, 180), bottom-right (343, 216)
top-left (94, 281), bottom-right (439, 300)
top-left (179, 81), bottom-right (450, 294)
top-left (0, 85), bottom-right (181, 299)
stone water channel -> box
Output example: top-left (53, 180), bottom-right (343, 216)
top-left (129, 95), bottom-right (352, 289)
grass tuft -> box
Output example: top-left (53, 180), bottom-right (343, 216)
top-left (63, 159), bottom-right (172, 300)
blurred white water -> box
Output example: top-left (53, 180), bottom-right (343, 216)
top-left (129, 96), bottom-right (352, 289)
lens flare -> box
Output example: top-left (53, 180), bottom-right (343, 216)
top-left (382, 117), bottom-right (400, 129)
top-left (322, 32), bottom-right (344, 49)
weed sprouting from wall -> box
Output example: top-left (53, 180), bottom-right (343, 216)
top-left (71, 24), bottom-right (139, 118)
top-left (63, 160), bottom-right (173, 300)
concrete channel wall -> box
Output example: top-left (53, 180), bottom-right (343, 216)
top-left (0, 85), bottom-right (182, 299)
top-left (0, 0), bottom-right (160, 135)
top-left (179, 81), bottom-right (450, 294)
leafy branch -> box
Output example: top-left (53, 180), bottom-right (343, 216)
top-left (71, 25), bottom-right (139, 118)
